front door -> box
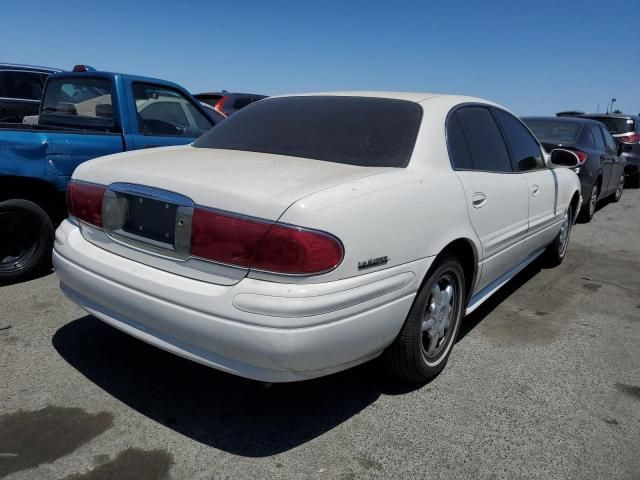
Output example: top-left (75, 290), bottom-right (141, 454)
top-left (123, 81), bottom-right (216, 150)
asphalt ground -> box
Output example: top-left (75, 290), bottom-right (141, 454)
top-left (1, 189), bottom-right (639, 480)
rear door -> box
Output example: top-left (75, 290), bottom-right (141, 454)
top-left (493, 109), bottom-right (560, 254)
top-left (125, 81), bottom-right (216, 150)
top-left (449, 106), bottom-right (529, 292)
top-left (600, 126), bottom-right (622, 192)
top-left (591, 125), bottom-right (611, 193)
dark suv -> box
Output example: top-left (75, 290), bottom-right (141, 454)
top-left (579, 114), bottom-right (640, 187)
top-left (524, 116), bottom-right (626, 222)
top-left (0, 63), bottom-right (62, 123)
top-left (194, 91), bottom-right (267, 117)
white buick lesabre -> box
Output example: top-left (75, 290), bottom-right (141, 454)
top-left (54, 92), bottom-right (582, 383)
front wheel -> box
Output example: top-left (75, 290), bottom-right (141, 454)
top-left (384, 255), bottom-right (465, 383)
top-left (0, 199), bottom-right (54, 285)
top-left (544, 204), bottom-right (574, 267)
top-left (612, 174), bottom-right (625, 202)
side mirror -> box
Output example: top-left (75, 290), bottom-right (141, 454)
top-left (549, 148), bottom-right (580, 168)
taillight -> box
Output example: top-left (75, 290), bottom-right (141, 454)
top-left (251, 224), bottom-right (344, 275)
top-left (191, 209), bottom-right (271, 268)
top-left (190, 208), bottom-right (343, 275)
top-left (66, 180), bottom-right (105, 227)
top-left (616, 133), bottom-right (640, 144)
top-left (569, 149), bottom-right (588, 165)
top-left (213, 97), bottom-right (228, 117)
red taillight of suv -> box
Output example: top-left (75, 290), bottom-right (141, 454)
top-left (66, 180), bottom-right (105, 227)
top-left (191, 208), bottom-right (343, 275)
top-left (213, 97), bottom-right (228, 117)
top-left (616, 133), bottom-right (640, 144)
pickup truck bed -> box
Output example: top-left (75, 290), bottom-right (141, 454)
top-left (0, 68), bottom-right (221, 284)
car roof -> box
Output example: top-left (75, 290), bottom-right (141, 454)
top-left (47, 71), bottom-right (191, 94)
top-left (268, 91), bottom-right (502, 107)
top-left (0, 63), bottom-right (62, 73)
top-left (523, 115), bottom-right (598, 126)
top-left (196, 92), bottom-right (265, 97)
top-left (580, 113), bottom-right (639, 120)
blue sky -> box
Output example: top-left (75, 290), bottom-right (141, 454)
top-left (3, 0), bottom-right (638, 116)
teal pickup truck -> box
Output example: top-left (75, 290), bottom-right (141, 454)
top-left (0, 65), bottom-right (223, 284)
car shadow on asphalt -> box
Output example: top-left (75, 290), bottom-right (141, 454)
top-left (52, 316), bottom-right (422, 457)
top-left (457, 259), bottom-right (543, 342)
top-left (51, 257), bottom-right (548, 457)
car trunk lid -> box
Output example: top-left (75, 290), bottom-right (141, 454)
top-left (72, 145), bottom-right (394, 284)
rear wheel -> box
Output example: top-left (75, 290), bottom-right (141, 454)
top-left (612, 174), bottom-right (625, 202)
top-left (384, 255), bottom-right (465, 383)
top-left (544, 204), bottom-right (574, 266)
top-left (0, 199), bottom-right (54, 285)
top-left (578, 181), bottom-right (599, 223)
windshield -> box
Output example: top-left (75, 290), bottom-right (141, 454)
top-left (193, 96), bottom-right (422, 167)
top-left (583, 116), bottom-right (636, 134)
top-left (524, 120), bottom-right (581, 144)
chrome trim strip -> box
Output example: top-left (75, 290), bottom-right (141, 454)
top-left (466, 247), bottom-right (545, 315)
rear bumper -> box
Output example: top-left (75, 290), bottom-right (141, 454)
top-left (53, 220), bottom-right (429, 382)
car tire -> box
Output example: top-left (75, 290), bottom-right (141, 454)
top-left (544, 204), bottom-right (574, 267)
top-left (612, 174), bottom-right (625, 202)
top-left (384, 255), bottom-right (465, 383)
top-left (0, 199), bottom-right (54, 285)
top-left (578, 181), bottom-right (599, 223)
top-left (626, 173), bottom-right (640, 189)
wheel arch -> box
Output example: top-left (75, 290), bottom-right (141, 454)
top-left (430, 237), bottom-right (479, 305)
top-left (0, 175), bottom-right (66, 223)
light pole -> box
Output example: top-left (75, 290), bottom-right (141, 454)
top-left (608, 97), bottom-right (616, 113)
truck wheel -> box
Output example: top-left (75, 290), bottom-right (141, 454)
top-left (0, 199), bottom-right (54, 285)
top-left (384, 255), bottom-right (465, 383)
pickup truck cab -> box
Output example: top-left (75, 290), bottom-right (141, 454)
top-left (0, 66), bottom-right (220, 283)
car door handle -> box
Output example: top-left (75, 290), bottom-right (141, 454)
top-left (530, 184), bottom-right (540, 197)
top-left (471, 192), bottom-right (487, 208)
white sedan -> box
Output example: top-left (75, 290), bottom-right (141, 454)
top-left (53, 92), bottom-right (582, 383)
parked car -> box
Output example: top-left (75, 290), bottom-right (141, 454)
top-left (0, 66), bottom-right (222, 284)
top-left (578, 113), bottom-right (640, 188)
top-left (523, 116), bottom-right (626, 222)
top-left (194, 91), bottom-right (267, 117)
top-left (54, 93), bottom-right (581, 383)
top-left (0, 63), bottom-right (62, 123)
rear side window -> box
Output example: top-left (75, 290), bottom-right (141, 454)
top-left (446, 111), bottom-right (472, 169)
top-left (494, 110), bottom-right (544, 171)
top-left (0, 71), bottom-right (44, 100)
top-left (591, 126), bottom-right (605, 150)
top-left (454, 107), bottom-right (512, 172)
top-left (40, 77), bottom-right (115, 130)
top-left (194, 96), bottom-right (422, 167)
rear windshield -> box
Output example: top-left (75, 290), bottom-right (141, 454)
top-left (40, 77), bottom-right (116, 130)
top-left (193, 96), bottom-right (422, 167)
top-left (583, 116), bottom-right (636, 134)
top-left (524, 120), bottom-right (581, 144)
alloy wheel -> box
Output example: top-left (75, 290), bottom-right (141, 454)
top-left (421, 274), bottom-right (457, 360)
